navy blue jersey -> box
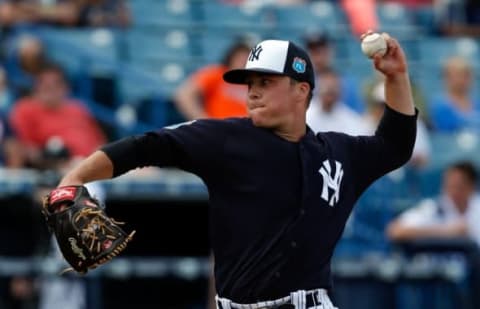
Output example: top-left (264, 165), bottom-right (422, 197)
top-left (102, 105), bottom-right (416, 303)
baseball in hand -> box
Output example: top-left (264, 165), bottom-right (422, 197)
top-left (361, 33), bottom-right (388, 58)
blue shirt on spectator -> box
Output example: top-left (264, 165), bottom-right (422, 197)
top-left (341, 75), bottom-right (365, 113)
top-left (430, 95), bottom-right (480, 132)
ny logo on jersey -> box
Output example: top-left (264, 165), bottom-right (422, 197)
top-left (248, 45), bottom-right (263, 61)
top-left (318, 159), bottom-right (344, 207)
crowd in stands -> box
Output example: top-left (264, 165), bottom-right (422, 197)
top-left (0, 0), bottom-right (479, 308)
top-left (0, 0), bottom-right (130, 28)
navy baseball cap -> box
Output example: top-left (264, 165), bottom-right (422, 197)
top-left (223, 40), bottom-right (315, 90)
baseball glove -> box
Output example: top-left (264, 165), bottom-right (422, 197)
top-left (42, 185), bottom-right (135, 274)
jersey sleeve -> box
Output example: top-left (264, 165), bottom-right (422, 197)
top-left (346, 105), bottom-right (417, 194)
top-left (101, 119), bottom-right (228, 178)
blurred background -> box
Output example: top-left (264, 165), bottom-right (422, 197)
top-left (1, 0), bottom-right (480, 308)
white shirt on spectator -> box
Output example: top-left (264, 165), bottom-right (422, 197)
top-left (306, 100), bottom-right (368, 135)
top-left (396, 194), bottom-right (480, 245)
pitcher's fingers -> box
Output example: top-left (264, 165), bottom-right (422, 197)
top-left (373, 53), bottom-right (383, 68)
top-left (381, 32), bottom-right (391, 41)
top-left (386, 38), bottom-right (399, 57)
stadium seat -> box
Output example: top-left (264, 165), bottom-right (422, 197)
top-left (414, 72), bottom-right (442, 103)
top-left (130, 0), bottom-right (197, 27)
top-left (39, 28), bottom-right (119, 59)
top-left (376, 3), bottom-right (419, 38)
top-left (429, 132), bottom-right (480, 168)
top-left (418, 37), bottom-right (480, 68)
top-left (199, 2), bottom-right (273, 31)
top-left (409, 6), bottom-right (438, 35)
top-left (36, 28), bottom-right (119, 75)
top-left (273, 2), bottom-right (348, 37)
top-left (125, 29), bottom-right (197, 63)
top-left (117, 59), bottom-right (195, 103)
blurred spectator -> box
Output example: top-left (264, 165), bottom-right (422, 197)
top-left (0, 114), bottom-right (24, 168)
top-left (0, 66), bottom-right (14, 113)
top-left (0, 0), bottom-right (130, 29)
top-left (0, 0), bottom-right (78, 27)
top-left (305, 32), bottom-right (365, 113)
top-left (174, 40), bottom-right (251, 120)
top-left (365, 81), bottom-right (430, 167)
top-left (6, 276), bottom-right (37, 309)
top-left (72, 0), bottom-right (131, 28)
top-left (340, 0), bottom-right (378, 37)
top-left (430, 56), bottom-right (480, 132)
top-left (5, 35), bottom-right (50, 96)
top-left (387, 161), bottom-right (480, 244)
top-left (9, 63), bottom-right (106, 170)
top-left (0, 67), bottom-right (24, 168)
top-left (306, 69), bottom-right (368, 135)
top-left (388, 161), bottom-right (480, 307)
top-left (438, 0), bottom-right (480, 36)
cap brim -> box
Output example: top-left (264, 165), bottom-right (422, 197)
top-left (223, 68), bottom-right (284, 84)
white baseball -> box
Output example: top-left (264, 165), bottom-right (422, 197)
top-left (361, 33), bottom-right (387, 59)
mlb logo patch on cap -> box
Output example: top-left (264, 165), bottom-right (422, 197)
top-left (292, 57), bottom-right (306, 73)
top-left (223, 39), bottom-right (315, 90)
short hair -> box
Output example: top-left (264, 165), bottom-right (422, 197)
top-left (318, 67), bottom-right (338, 78)
top-left (36, 62), bottom-right (68, 83)
top-left (290, 78), bottom-right (313, 108)
top-left (442, 56), bottom-right (472, 76)
top-left (17, 35), bottom-right (43, 53)
top-left (304, 32), bottom-right (330, 50)
top-left (448, 161), bottom-right (478, 184)
top-left (222, 40), bottom-right (252, 67)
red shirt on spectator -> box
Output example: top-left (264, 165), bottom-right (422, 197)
top-left (10, 97), bottom-right (106, 157)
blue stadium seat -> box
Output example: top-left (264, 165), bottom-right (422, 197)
top-left (118, 59), bottom-right (196, 101)
top-left (273, 2), bottom-right (347, 36)
top-left (125, 29), bottom-right (197, 63)
top-left (39, 28), bottom-right (118, 59)
top-left (414, 71), bottom-right (442, 103)
top-left (130, 0), bottom-right (197, 27)
top-left (418, 37), bottom-right (480, 68)
top-left (409, 6), bottom-right (438, 35)
top-left (36, 28), bottom-right (119, 75)
top-left (199, 2), bottom-right (273, 31)
top-left (429, 132), bottom-right (480, 168)
top-left (376, 3), bottom-right (418, 38)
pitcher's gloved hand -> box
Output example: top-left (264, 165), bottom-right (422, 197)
top-left (42, 186), bottom-right (135, 274)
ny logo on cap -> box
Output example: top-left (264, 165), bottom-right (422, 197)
top-left (249, 45), bottom-right (263, 61)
